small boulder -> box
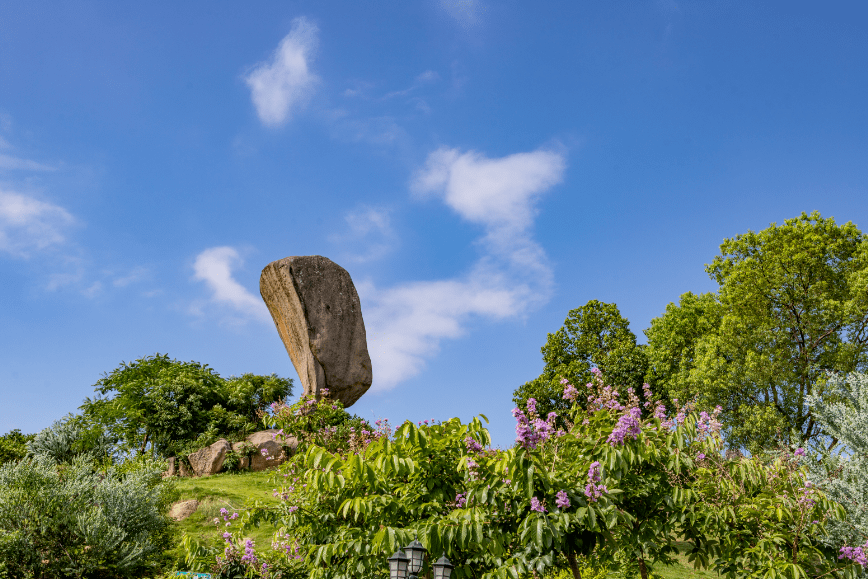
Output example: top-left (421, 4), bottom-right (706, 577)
top-left (233, 429), bottom-right (298, 472)
top-left (169, 499), bottom-right (199, 521)
top-left (188, 439), bottom-right (231, 477)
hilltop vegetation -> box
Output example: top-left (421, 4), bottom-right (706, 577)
top-left (3, 212), bottom-right (868, 578)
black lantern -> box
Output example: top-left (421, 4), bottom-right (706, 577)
top-left (433, 553), bottom-right (454, 579)
top-left (404, 537), bottom-right (427, 576)
top-left (388, 549), bottom-right (410, 579)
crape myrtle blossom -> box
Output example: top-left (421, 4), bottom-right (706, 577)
top-left (555, 490), bottom-right (570, 509)
top-left (584, 461), bottom-right (608, 502)
top-left (512, 398), bottom-right (557, 450)
top-left (560, 377), bottom-right (579, 401)
top-left (530, 496), bottom-right (546, 512)
top-left (840, 542), bottom-right (868, 567)
top-left (607, 407), bottom-right (642, 446)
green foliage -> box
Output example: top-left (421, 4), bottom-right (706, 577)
top-left (688, 450), bottom-right (849, 579)
top-left (270, 390), bottom-right (380, 455)
top-left (514, 300), bottom-right (649, 426)
top-left (0, 452), bottom-right (174, 578)
top-left (646, 212), bottom-right (868, 453)
top-left (0, 430), bottom-right (34, 466)
top-left (27, 414), bottom-right (115, 465)
top-left (804, 371), bottom-right (868, 576)
top-left (243, 369), bottom-right (857, 579)
top-left (80, 354), bottom-right (292, 457)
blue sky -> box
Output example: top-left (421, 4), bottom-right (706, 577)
top-left (1, 1), bottom-right (866, 448)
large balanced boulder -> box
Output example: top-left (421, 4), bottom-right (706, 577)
top-left (260, 255), bottom-right (372, 407)
top-left (187, 439), bottom-right (231, 477)
top-left (233, 429), bottom-right (298, 472)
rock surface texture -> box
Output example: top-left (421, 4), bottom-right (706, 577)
top-left (187, 439), bottom-right (231, 477)
top-left (260, 255), bottom-right (372, 407)
top-left (232, 429), bottom-right (298, 472)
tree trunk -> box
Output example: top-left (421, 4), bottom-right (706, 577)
top-left (139, 430), bottom-right (149, 455)
top-left (638, 556), bottom-right (649, 579)
top-left (567, 552), bottom-right (583, 579)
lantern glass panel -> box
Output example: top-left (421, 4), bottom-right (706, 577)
top-left (433, 554), bottom-right (454, 579)
top-left (388, 550), bottom-right (410, 579)
top-left (404, 539), bottom-right (426, 575)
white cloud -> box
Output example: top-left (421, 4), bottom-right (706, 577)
top-left (411, 147), bottom-right (564, 275)
top-left (330, 206), bottom-right (398, 263)
top-left (192, 247), bottom-right (271, 322)
top-left (364, 146), bottom-right (566, 391)
top-left (0, 189), bottom-right (75, 257)
top-left (244, 17), bottom-right (319, 127)
top-left (439, 0), bottom-right (484, 29)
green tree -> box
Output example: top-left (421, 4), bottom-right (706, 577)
top-left (646, 212), bottom-right (868, 452)
top-left (0, 430), bottom-right (34, 466)
top-left (514, 300), bottom-right (649, 425)
top-left (80, 354), bottom-right (292, 458)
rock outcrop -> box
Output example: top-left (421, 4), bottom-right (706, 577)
top-left (188, 439), bottom-right (231, 477)
top-left (233, 429), bottom-right (298, 472)
top-left (260, 255), bottom-right (372, 407)
top-left (169, 499), bottom-right (199, 521)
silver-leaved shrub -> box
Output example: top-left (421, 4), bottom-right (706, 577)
top-left (806, 371), bottom-right (868, 575)
top-left (0, 422), bottom-right (173, 578)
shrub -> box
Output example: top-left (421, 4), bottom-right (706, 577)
top-left (268, 388), bottom-right (385, 456)
top-left (0, 423), bottom-right (174, 578)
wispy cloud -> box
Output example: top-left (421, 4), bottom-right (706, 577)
top-left (0, 189), bottom-right (75, 258)
top-left (364, 146), bottom-right (566, 391)
top-left (112, 266), bottom-right (150, 288)
top-left (0, 153), bottom-right (55, 172)
top-left (191, 246), bottom-right (270, 323)
top-left (244, 17), bottom-right (319, 127)
top-left (439, 0), bottom-right (484, 29)
top-left (329, 206), bottom-right (398, 263)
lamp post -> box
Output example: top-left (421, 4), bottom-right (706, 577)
top-left (387, 539), bottom-right (453, 579)
top-left (388, 549), bottom-right (410, 579)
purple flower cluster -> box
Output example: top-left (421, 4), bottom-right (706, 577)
top-left (840, 541), bottom-right (868, 567)
top-left (454, 493), bottom-right (467, 508)
top-left (465, 436), bottom-right (484, 454)
top-left (584, 461), bottom-right (608, 502)
top-left (555, 490), bottom-right (570, 509)
top-left (607, 407), bottom-right (642, 446)
top-left (695, 407), bottom-right (723, 439)
top-left (512, 399), bottom-right (557, 450)
top-left (794, 447), bottom-right (806, 457)
top-left (240, 538), bottom-right (259, 566)
top-left (530, 496), bottom-right (546, 512)
top-left (561, 378), bottom-right (579, 401)
top-left (797, 481), bottom-right (817, 508)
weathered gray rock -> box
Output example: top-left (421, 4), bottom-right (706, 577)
top-left (169, 499), bottom-right (199, 521)
top-left (232, 429), bottom-right (298, 472)
top-left (188, 439), bottom-right (231, 477)
top-left (260, 255), bottom-right (372, 407)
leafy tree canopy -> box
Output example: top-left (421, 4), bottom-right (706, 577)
top-left (0, 429), bottom-right (34, 466)
top-left (513, 300), bottom-right (648, 425)
top-left (80, 354), bottom-right (292, 458)
top-left (646, 211), bottom-right (868, 452)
